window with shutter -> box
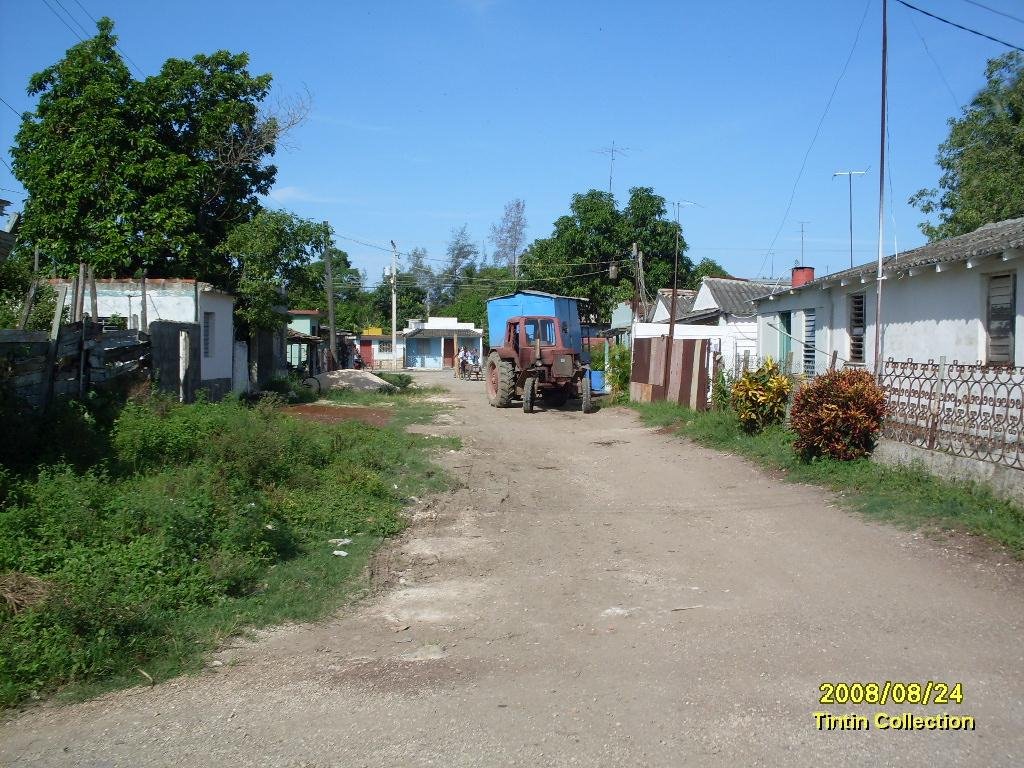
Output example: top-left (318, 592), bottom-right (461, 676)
top-left (203, 312), bottom-right (214, 358)
top-left (803, 310), bottom-right (816, 376)
top-left (987, 274), bottom-right (1016, 365)
top-left (848, 294), bottom-right (865, 364)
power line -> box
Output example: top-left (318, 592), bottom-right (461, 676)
top-left (905, 10), bottom-right (962, 110)
top-left (39, 0), bottom-right (85, 41)
top-left (959, 0), bottom-right (1024, 26)
top-left (895, 0), bottom-right (1024, 52)
top-left (0, 97), bottom-right (20, 117)
top-left (0, 157), bottom-right (13, 173)
top-left (756, 0), bottom-right (873, 278)
top-left (51, 0), bottom-right (92, 38)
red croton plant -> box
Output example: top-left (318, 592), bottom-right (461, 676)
top-left (789, 369), bottom-right (888, 461)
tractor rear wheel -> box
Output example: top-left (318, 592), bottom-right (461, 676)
top-left (486, 352), bottom-right (515, 407)
top-left (581, 379), bottom-right (594, 413)
top-left (522, 377), bottom-right (536, 413)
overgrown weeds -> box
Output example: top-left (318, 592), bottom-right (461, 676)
top-left (631, 402), bottom-right (1024, 556)
top-left (0, 387), bottom-right (453, 708)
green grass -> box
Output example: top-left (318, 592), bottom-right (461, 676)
top-left (0, 388), bottom-right (456, 708)
top-left (631, 402), bottom-right (1024, 556)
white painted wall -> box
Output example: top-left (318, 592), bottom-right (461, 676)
top-left (633, 319), bottom-right (757, 373)
top-left (197, 289), bottom-right (235, 381)
top-left (755, 259), bottom-right (1024, 370)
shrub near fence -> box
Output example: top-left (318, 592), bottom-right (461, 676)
top-left (880, 357), bottom-right (1024, 471)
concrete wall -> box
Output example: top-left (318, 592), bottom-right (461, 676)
top-left (197, 290), bottom-right (234, 382)
top-left (873, 438), bottom-right (1024, 507)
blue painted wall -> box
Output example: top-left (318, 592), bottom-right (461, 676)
top-left (486, 292), bottom-right (582, 352)
top-left (405, 336), bottom-right (442, 368)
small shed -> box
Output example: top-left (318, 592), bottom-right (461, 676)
top-left (486, 290), bottom-right (584, 353)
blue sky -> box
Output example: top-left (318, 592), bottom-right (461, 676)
top-left (2, 0), bottom-right (1021, 287)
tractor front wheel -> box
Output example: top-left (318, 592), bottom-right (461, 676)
top-left (522, 377), bottom-right (537, 413)
top-left (486, 352), bottom-right (515, 407)
top-left (581, 379), bottom-right (594, 413)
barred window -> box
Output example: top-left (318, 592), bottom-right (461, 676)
top-left (379, 341), bottom-right (393, 354)
top-left (848, 294), bottom-right (866, 364)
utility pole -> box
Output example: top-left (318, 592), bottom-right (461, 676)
top-left (323, 225), bottom-right (337, 370)
top-left (390, 240), bottom-right (398, 372)
top-left (833, 170), bottom-right (867, 268)
top-left (873, 0), bottom-right (888, 378)
top-left (662, 203), bottom-right (684, 393)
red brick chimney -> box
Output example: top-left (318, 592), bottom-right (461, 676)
top-left (791, 266), bottom-right (815, 288)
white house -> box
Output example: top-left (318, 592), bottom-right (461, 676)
top-left (56, 277), bottom-right (238, 398)
top-left (754, 218), bottom-right (1024, 374)
top-left (652, 277), bottom-right (787, 373)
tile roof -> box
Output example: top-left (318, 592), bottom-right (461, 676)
top-left (756, 216), bottom-right (1024, 300)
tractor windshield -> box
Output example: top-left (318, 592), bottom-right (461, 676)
top-left (524, 318), bottom-right (557, 346)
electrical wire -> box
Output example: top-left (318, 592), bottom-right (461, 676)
top-left (70, 0), bottom-right (145, 76)
top-left (958, 0), bottom-right (1024, 27)
top-left (756, 0), bottom-right (874, 279)
top-left (895, 0), bottom-right (1024, 51)
top-left (905, 11), bottom-right (962, 110)
top-left (39, 0), bottom-right (85, 41)
top-left (0, 97), bottom-right (20, 118)
top-left (51, 0), bottom-right (92, 38)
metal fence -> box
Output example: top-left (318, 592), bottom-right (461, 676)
top-left (879, 357), bottom-right (1024, 471)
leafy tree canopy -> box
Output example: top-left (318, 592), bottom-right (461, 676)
top-left (518, 187), bottom-right (690, 320)
top-left (223, 210), bottom-right (329, 330)
top-left (910, 52), bottom-right (1024, 241)
top-left (11, 18), bottom-right (280, 282)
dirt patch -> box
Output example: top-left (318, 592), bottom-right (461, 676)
top-left (285, 403), bottom-right (393, 427)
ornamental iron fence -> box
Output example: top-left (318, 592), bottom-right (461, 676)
top-left (879, 357), bottom-right (1024, 471)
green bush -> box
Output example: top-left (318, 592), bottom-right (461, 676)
top-left (0, 395), bottom-right (423, 707)
top-left (606, 344), bottom-right (631, 398)
top-left (790, 368), bottom-right (887, 460)
top-left (730, 358), bottom-right (793, 433)
top-left (586, 345), bottom-right (606, 372)
top-left (377, 372), bottom-right (412, 390)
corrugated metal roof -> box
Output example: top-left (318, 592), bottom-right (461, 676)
top-left (756, 216), bottom-right (1024, 300)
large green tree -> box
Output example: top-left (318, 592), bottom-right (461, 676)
top-left (910, 52), bottom-right (1024, 240)
top-left (518, 187), bottom-right (690, 319)
top-left (11, 18), bottom-right (282, 281)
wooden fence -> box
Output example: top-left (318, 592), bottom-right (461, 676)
top-left (0, 323), bottom-right (149, 409)
top-left (629, 337), bottom-right (711, 409)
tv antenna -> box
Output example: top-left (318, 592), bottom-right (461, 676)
top-left (593, 140), bottom-right (634, 195)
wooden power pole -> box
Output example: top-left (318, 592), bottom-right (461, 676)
top-left (324, 233), bottom-right (337, 369)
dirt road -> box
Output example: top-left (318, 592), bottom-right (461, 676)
top-left (4, 371), bottom-right (1024, 767)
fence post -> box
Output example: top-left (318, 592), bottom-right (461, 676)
top-left (927, 355), bottom-right (946, 450)
top-left (784, 350), bottom-right (793, 374)
top-left (829, 350), bottom-right (838, 371)
top-left (40, 284), bottom-right (68, 411)
top-left (742, 350), bottom-right (750, 372)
